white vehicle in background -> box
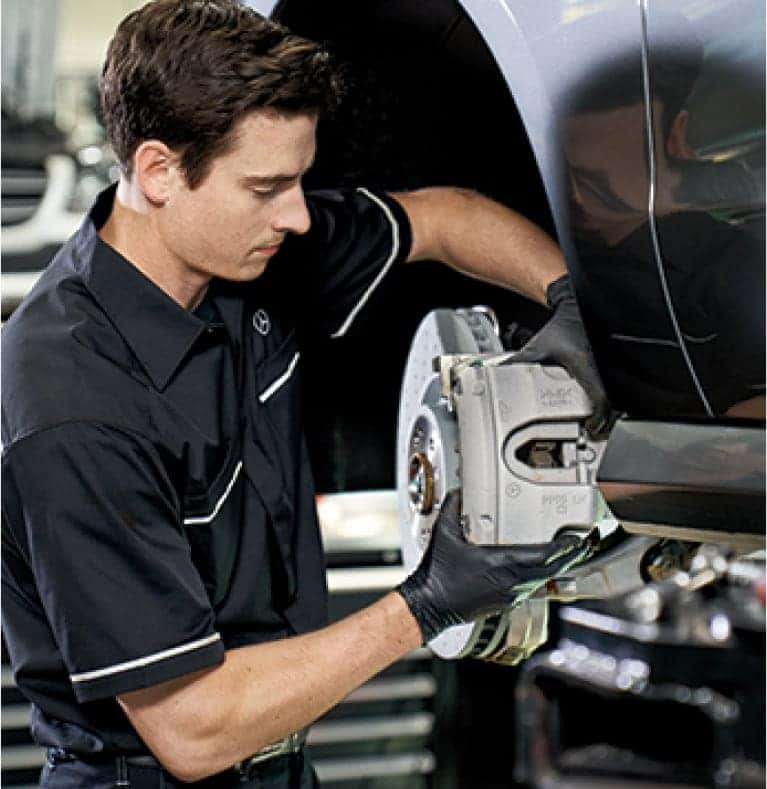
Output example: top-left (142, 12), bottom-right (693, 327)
top-left (2, 108), bottom-right (116, 318)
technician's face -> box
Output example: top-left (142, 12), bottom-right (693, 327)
top-left (160, 109), bottom-right (317, 282)
top-left (565, 103), bottom-right (650, 243)
top-left (565, 99), bottom-right (682, 246)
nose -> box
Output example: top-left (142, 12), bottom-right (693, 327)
top-left (273, 184), bottom-right (311, 236)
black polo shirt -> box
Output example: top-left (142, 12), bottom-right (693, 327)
top-left (1, 183), bottom-right (411, 754)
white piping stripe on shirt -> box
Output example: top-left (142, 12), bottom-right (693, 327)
top-left (330, 188), bottom-right (400, 339)
top-left (258, 351), bottom-right (301, 403)
top-left (183, 461), bottom-right (243, 526)
top-left (70, 633), bottom-right (221, 684)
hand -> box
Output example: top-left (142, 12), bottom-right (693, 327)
top-left (396, 491), bottom-right (597, 644)
top-left (508, 274), bottom-right (612, 438)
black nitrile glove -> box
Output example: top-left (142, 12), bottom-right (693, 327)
top-left (507, 274), bottom-right (612, 437)
top-left (397, 490), bottom-right (597, 644)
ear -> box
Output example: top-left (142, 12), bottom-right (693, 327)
top-left (132, 140), bottom-right (177, 205)
top-left (666, 110), bottom-right (697, 160)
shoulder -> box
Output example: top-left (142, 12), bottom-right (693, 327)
top-left (277, 186), bottom-right (411, 269)
top-left (304, 187), bottom-right (409, 237)
top-left (2, 260), bottom-right (146, 446)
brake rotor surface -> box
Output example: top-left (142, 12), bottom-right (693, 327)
top-left (397, 308), bottom-right (503, 659)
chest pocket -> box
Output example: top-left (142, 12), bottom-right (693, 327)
top-left (182, 455), bottom-right (244, 608)
top-left (254, 331), bottom-right (303, 483)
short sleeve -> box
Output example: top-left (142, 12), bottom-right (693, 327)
top-left (279, 187), bottom-right (412, 338)
top-left (2, 423), bottom-right (225, 702)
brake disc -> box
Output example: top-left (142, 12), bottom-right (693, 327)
top-left (397, 307), bottom-right (504, 659)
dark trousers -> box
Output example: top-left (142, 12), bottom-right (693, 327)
top-left (39, 748), bottom-right (320, 788)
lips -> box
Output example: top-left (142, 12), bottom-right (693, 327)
top-left (255, 244), bottom-right (281, 256)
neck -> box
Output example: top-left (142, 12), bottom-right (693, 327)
top-left (98, 180), bottom-right (210, 311)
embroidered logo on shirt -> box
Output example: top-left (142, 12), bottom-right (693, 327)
top-left (252, 309), bottom-right (271, 336)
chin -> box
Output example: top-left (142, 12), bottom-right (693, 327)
top-left (240, 262), bottom-right (269, 281)
top-left (214, 258), bottom-right (266, 282)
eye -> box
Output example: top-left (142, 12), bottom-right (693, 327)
top-left (252, 187), bottom-right (277, 197)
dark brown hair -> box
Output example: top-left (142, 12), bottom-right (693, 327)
top-left (100, 0), bottom-right (343, 187)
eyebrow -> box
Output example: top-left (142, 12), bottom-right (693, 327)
top-left (240, 155), bottom-right (317, 187)
top-left (241, 173), bottom-right (300, 186)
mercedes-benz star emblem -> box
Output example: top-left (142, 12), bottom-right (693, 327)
top-left (252, 309), bottom-right (271, 336)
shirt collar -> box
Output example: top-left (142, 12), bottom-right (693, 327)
top-left (72, 184), bottom-right (212, 391)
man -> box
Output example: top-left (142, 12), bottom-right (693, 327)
top-left (1, 2), bottom-right (604, 786)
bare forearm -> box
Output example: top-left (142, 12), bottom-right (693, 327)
top-left (393, 187), bottom-right (566, 305)
top-left (120, 592), bottom-right (422, 781)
